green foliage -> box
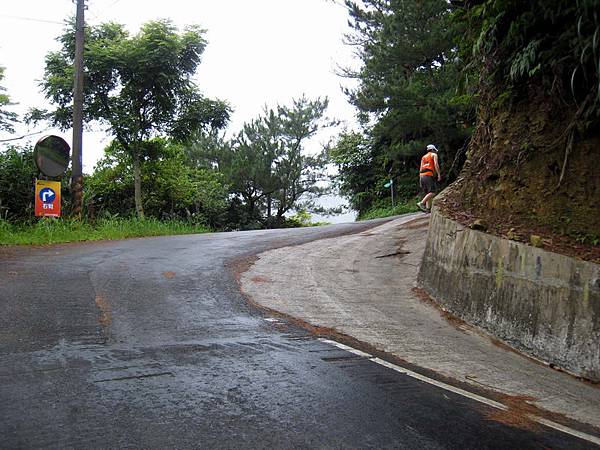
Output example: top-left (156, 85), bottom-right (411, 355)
top-left (329, 131), bottom-right (378, 213)
top-left (334, 0), bottom-right (473, 215)
top-left (35, 19), bottom-right (231, 217)
top-left (0, 66), bottom-right (18, 133)
top-left (86, 139), bottom-right (229, 227)
top-left (456, 0), bottom-right (600, 122)
top-left (0, 146), bottom-right (37, 221)
top-left (358, 201), bottom-right (419, 221)
top-left (0, 216), bottom-right (209, 246)
top-left (196, 96), bottom-right (332, 228)
top-left (286, 210), bottom-right (330, 227)
top-left (329, 131), bottom-right (422, 215)
top-left (343, 0), bottom-right (473, 149)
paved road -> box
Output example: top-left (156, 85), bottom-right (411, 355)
top-left (0, 222), bottom-right (595, 449)
top-left (241, 215), bottom-right (600, 437)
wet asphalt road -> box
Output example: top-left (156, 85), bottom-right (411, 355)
top-left (0, 221), bottom-right (595, 449)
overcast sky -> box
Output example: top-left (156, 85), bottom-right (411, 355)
top-left (0, 0), bottom-right (360, 171)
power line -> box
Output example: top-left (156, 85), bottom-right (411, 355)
top-left (0, 129), bottom-right (49, 143)
top-left (0, 14), bottom-right (63, 25)
top-left (88, 0), bottom-right (123, 22)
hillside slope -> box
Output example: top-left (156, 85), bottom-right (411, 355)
top-left (438, 89), bottom-right (600, 262)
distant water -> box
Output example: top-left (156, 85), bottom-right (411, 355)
top-left (311, 194), bottom-right (357, 224)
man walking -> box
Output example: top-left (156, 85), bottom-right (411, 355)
top-left (417, 144), bottom-right (441, 213)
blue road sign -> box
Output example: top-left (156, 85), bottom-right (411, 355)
top-left (39, 187), bottom-right (56, 203)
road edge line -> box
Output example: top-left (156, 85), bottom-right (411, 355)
top-left (318, 338), bottom-right (600, 446)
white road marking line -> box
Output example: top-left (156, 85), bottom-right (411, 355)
top-left (319, 339), bottom-right (372, 358)
top-left (535, 418), bottom-right (600, 446)
top-left (318, 338), bottom-right (600, 446)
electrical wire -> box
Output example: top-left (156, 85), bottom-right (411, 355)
top-left (88, 0), bottom-right (123, 22)
top-left (0, 129), bottom-right (49, 143)
top-left (0, 14), bottom-right (63, 25)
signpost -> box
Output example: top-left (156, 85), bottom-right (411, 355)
top-left (384, 179), bottom-right (395, 208)
top-left (35, 180), bottom-right (62, 217)
top-left (33, 135), bottom-right (71, 219)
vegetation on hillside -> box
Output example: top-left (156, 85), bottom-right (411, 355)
top-left (437, 0), bottom-right (600, 259)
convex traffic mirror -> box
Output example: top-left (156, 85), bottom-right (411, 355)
top-left (34, 135), bottom-right (71, 177)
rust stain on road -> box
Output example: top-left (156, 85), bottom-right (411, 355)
top-left (404, 217), bottom-right (430, 230)
top-left (484, 394), bottom-right (543, 431)
top-left (412, 287), bottom-right (471, 333)
top-left (95, 295), bottom-right (112, 328)
top-left (250, 275), bottom-right (272, 283)
top-left (228, 255), bottom-right (258, 284)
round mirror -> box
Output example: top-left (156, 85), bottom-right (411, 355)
top-left (34, 135), bottom-right (71, 177)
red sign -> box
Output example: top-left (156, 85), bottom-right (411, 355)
top-left (35, 180), bottom-right (61, 217)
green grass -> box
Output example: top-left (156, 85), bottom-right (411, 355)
top-left (0, 217), bottom-right (210, 245)
top-left (358, 201), bottom-right (419, 221)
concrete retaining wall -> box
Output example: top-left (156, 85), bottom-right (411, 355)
top-left (418, 208), bottom-right (600, 381)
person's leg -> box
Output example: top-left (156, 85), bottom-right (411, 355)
top-left (418, 176), bottom-right (435, 212)
top-left (417, 178), bottom-right (427, 211)
top-left (423, 192), bottom-right (435, 209)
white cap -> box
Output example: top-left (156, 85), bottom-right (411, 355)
top-left (426, 144), bottom-right (438, 152)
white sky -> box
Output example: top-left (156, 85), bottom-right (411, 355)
top-left (0, 0), bottom-right (360, 171)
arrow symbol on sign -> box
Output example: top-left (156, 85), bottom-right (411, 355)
top-left (40, 188), bottom-right (56, 203)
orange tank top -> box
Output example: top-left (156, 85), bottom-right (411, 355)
top-left (420, 152), bottom-right (436, 177)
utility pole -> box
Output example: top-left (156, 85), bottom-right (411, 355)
top-left (71, 0), bottom-right (85, 217)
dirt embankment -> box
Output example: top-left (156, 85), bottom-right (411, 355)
top-left (439, 89), bottom-right (600, 263)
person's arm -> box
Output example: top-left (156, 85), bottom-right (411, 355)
top-left (433, 153), bottom-right (441, 181)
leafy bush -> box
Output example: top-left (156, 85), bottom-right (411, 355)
top-left (0, 146), bottom-right (37, 221)
top-left (86, 139), bottom-right (229, 227)
top-left (358, 201), bottom-right (419, 221)
top-left (286, 210), bottom-right (330, 227)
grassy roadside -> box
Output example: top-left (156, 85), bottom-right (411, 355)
top-left (358, 201), bottom-right (419, 221)
top-left (0, 217), bottom-right (210, 245)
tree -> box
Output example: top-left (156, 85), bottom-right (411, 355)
top-left (335, 0), bottom-right (473, 212)
top-left (36, 19), bottom-right (231, 218)
top-left (328, 131), bottom-right (378, 213)
top-left (205, 97), bottom-right (331, 228)
top-left (270, 97), bottom-right (331, 222)
top-left (0, 66), bottom-right (18, 134)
